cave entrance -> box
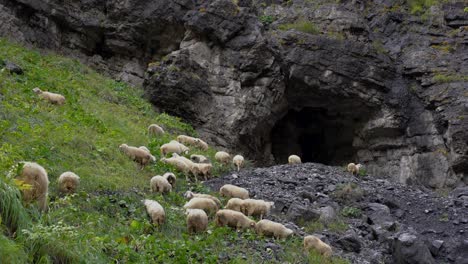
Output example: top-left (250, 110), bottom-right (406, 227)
top-left (271, 107), bottom-right (359, 165)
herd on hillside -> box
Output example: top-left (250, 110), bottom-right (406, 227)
top-left (11, 88), bottom-right (366, 258)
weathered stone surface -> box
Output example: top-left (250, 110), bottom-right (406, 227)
top-left (392, 232), bottom-right (436, 264)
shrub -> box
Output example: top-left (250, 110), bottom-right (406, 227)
top-left (278, 20), bottom-right (320, 34)
top-left (341, 206), bottom-right (362, 218)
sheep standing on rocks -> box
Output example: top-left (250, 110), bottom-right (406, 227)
top-left (233, 155), bottom-right (244, 172)
top-left (119, 144), bottom-right (153, 170)
top-left (183, 197), bottom-right (218, 215)
top-left (220, 184), bottom-right (249, 199)
top-left (150, 176), bottom-right (172, 194)
top-left (303, 235), bottom-right (332, 257)
top-left (347, 163), bottom-right (362, 176)
top-left (186, 209), bottom-right (208, 234)
top-left (160, 141), bottom-right (189, 156)
top-left (215, 151), bottom-right (231, 165)
top-left (32, 87), bottom-right (65, 105)
top-left (255, 219), bottom-right (293, 239)
top-left (148, 124), bottom-right (165, 136)
top-left (288, 155), bottom-right (302, 164)
top-left (184, 191), bottom-right (222, 207)
top-left (215, 209), bottom-right (256, 230)
top-left (143, 199), bottom-right (165, 226)
top-left (225, 198), bottom-right (244, 212)
top-left (190, 154), bottom-right (209, 164)
top-left (163, 172), bottom-right (176, 188)
top-left (16, 162), bottom-right (49, 212)
top-left (241, 199), bottom-right (274, 219)
top-left (58, 171), bottom-right (80, 194)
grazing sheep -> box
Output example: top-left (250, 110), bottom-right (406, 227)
top-left (190, 162), bottom-right (213, 181)
top-left (304, 235), bottom-right (332, 257)
top-left (186, 209), bottom-right (208, 234)
top-left (148, 124), bottom-right (165, 136)
top-left (143, 199), bottom-right (165, 226)
top-left (32, 87), bottom-right (65, 105)
top-left (139, 146), bottom-right (156, 163)
top-left (160, 141), bottom-right (189, 156)
top-left (160, 157), bottom-right (190, 180)
top-left (241, 199), bottom-right (274, 219)
top-left (190, 154), bottom-right (209, 164)
top-left (255, 219), bottom-right (293, 239)
top-left (347, 163), bottom-right (362, 176)
top-left (162, 172), bottom-right (176, 188)
top-left (233, 155), bottom-right (244, 172)
top-left (288, 155), bottom-right (302, 164)
top-left (150, 176), bottom-right (172, 194)
top-left (16, 162), bottom-right (49, 212)
top-left (215, 151), bottom-right (231, 165)
top-left (184, 191), bottom-right (222, 207)
top-left (215, 209), bottom-right (256, 230)
top-left (194, 138), bottom-right (209, 150)
top-left (177, 135), bottom-right (198, 146)
top-left (119, 144), bottom-right (153, 170)
top-left (219, 184), bottom-right (249, 199)
top-left (225, 198), bottom-right (244, 212)
top-left (58, 171), bottom-right (80, 194)
top-left (183, 197), bottom-right (219, 215)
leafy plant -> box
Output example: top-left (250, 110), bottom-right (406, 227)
top-left (259, 15), bottom-right (275, 25)
top-left (341, 206), bottom-right (362, 218)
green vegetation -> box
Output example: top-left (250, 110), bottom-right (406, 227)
top-left (333, 183), bottom-right (364, 203)
top-left (431, 42), bottom-right (454, 53)
top-left (372, 40), bottom-right (388, 55)
top-left (408, 0), bottom-right (437, 15)
top-left (432, 73), bottom-right (468, 83)
top-left (259, 15), bottom-right (275, 25)
top-left (0, 39), bottom-right (350, 263)
top-left (341, 206), bottom-right (362, 218)
top-left (278, 20), bottom-right (320, 34)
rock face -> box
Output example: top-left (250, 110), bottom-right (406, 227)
top-left (1, 0), bottom-right (466, 188)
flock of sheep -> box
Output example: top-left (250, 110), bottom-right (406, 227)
top-left (13, 87), bottom-right (368, 259)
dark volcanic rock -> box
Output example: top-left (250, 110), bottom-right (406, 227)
top-left (392, 232), bottom-right (435, 264)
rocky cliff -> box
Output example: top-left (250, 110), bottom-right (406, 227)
top-left (1, 0), bottom-right (466, 188)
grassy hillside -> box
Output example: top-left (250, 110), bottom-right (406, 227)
top-left (0, 39), bottom-right (348, 263)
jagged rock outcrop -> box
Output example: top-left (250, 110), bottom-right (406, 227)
top-left (0, 0), bottom-right (466, 188)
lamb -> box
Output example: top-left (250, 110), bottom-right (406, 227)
top-left (215, 209), bottom-right (256, 230)
top-left (119, 144), bottom-right (153, 169)
top-left (32, 87), bottom-right (65, 105)
top-left (215, 151), bottom-right (231, 165)
top-left (160, 141), bottom-right (189, 156)
top-left (288, 155), bottom-right (302, 164)
top-left (225, 198), bottom-right (244, 212)
top-left (190, 154), bottom-right (209, 163)
top-left (58, 171), bottom-right (80, 194)
top-left (162, 172), bottom-right (176, 188)
top-left (184, 191), bottom-right (222, 207)
top-left (150, 175), bottom-right (172, 194)
top-left (16, 162), bottom-right (49, 212)
top-left (190, 162), bottom-right (213, 181)
top-left (143, 199), bottom-right (165, 226)
top-left (347, 163), bottom-right (362, 176)
top-left (303, 235), bottom-right (332, 257)
top-left (139, 146), bottom-right (156, 163)
top-left (148, 124), bottom-right (165, 136)
top-left (186, 209), bottom-right (208, 234)
top-left (160, 157), bottom-right (190, 180)
top-left (233, 155), bottom-right (244, 172)
top-left (183, 197), bottom-right (219, 215)
top-left (255, 219), bottom-right (293, 239)
top-left (219, 184), bottom-right (249, 199)
top-left (241, 199), bottom-right (274, 219)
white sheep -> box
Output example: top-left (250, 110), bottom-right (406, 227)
top-left (16, 162), bottom-right (49, 212)
top-left (194, 138), bottom-right (209, 150)
top-left (255, 219), bottom-right (293, 239)
top-left (160, 141), bottom-right (189, 156)
top-left (160, 157), bottom-right (190, 180)
top-left (241, 199), bottom-right (274, 219)
top-left (148, 124), bottom-right (165, 136)
top-left (225, 198), bottom-right (244, 212)
top-left (215, 209), bottom-right (256, 230)
top-left (183, 197), bottom-right (218, 215)
top-left (143, 199), bottom-right (165, 226)
top-left (150, 176), bottom-right (172, 194)
top-left (32, 87), bottom-right (65, 105)
top-left (162, 172), bottom-right (176, 188)
top-left (190, 154), bottom-right (209, 163)
top-left (215, 151), bottom-right (231, 165)
top-left (184, 191), bottom-right (222, 207)
top-left (233, 155), bottom-right (244, 172)
top-left (139, 146), bottom-right (156, 163)
top-left (177, 135), bottom-right (198, 146)
top-left (119, 144), bottom-right (153, 170)
top-left (58, 171), bottom-right (80, 194)
top-left (304, 235), bottom-right (332, 257)
top-left (186, 209), bottom-right (208, 234)
top-left (288, 155), bottom-right (302, 164)
top-left (347, 163), bottom-right (362, 176)
top-left (219, 184), bottom-right (249, 199)
top-left (190, 162), bottom-right (213, 181)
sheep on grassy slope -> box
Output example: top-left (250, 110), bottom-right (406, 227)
top-left (219, 184), bottom-right (249, 199)
top-left (225, 198), bottom-right (244, 212)
top-left (184, 191), bottom-right (222, 207)
top-left (347, 163), bottom-right (362, 176)
top-left (32, 87), bottom-right (65, 105)
top-left (233, 155), bottom-right (244, 172)
top-left (215, 209), bottom-right (256, 230)
top-left (150, 176), bottom-right (172, 194)
top-left (58, 171), bottom-right (80, 194)
top-left (148, 124), bottom-right (164, 136)
top-left (143, 199), bottom-right (165, 226)
top-left (190, 154), bottom-right (209, 164)
top-left (241, 199), bottom-right (274, 219)
top-left (215, 151), bottom-right (231, 165)
top-left (160, 157), bottom-right (190, 180)
top-left (160, 141), bottom-right (189, 156)
top-left (139, 146), bottom-right (156, 163)
top-left (186, 209), bottom-right (208, 234)
top-left (162, 172), bottom-right (176, 188)
top-left (194, 138), bottom-right (209, 151)
top-left (183, 197), bottom-right (218, 215)
top-left (119, 144), bottom-right (153, 170)
top-left (288, 155), bottom-right (301, 164)
top-left (190, 162), bottom-right (213, 181)
top-left (177, 135), bottom-right (209, 150)
top-left (303, 235), bottom-right (332, 257)
top-left (16, 162), bottom-right (49, 212)
top-left (255, 220), bottom-right (293, 239)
